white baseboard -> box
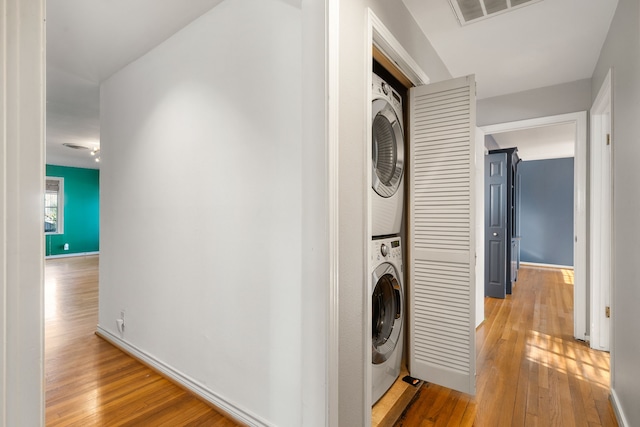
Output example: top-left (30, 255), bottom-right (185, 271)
top-left (96, 326), bottom-right (271, 427)
top-left (611, 388), bottom-right (629, 427)
top-left (45, 251), bottom-right (99, 259)
top-left (520, 261), bottom-right (574, 270)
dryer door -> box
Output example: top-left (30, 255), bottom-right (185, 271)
top-left (372, 263), bottom-right (403, 364)
top-left (372, 99), bottom-right (404, 198)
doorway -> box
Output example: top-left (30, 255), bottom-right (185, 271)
top-left (481, 112), bottom-right (588, 341)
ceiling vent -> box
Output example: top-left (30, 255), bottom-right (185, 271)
top-left (448, 0), bottom-right (542, 25)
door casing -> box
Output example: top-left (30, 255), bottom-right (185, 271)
top-left (366, 9), bottom-right (430, 425)
top-left (481, 111), bottom-right (588, 341)
top-left (590, 68), bottom-right (613, 352)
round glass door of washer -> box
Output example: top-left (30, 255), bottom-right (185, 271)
top-left (372, 263), bottom-right (403, 364)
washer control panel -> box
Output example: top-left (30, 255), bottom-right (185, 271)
top-left (372, 237), bottom-right (402, 262)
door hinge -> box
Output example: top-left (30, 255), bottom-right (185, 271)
top-left (605, 306), bottom-right (611, 318)
top-left (606, 134), bottom-right (611, 146)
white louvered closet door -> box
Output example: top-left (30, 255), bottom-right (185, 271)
top-left (407, 75), bottom-right (476, 395)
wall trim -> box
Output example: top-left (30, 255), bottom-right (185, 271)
top-left (45, 251), bottom-right (99, 259)
top-left (369, 11), bottom-right (430, 87)
top-left (610, 388), bottom-right (629, 427)
top-left (327, 1), bottom-right (339, 426)
top-left (368, 9), bottom-right (429, 87)
top-left (1, 0), bottom-right (46, 424)
top-left (96, 326), bottom-right (271, 427)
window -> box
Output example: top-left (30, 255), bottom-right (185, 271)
top-left (45, 177), bottom-right (64, 234)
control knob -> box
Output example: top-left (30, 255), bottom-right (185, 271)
top-left (380, 243), bottom-right (389, 257)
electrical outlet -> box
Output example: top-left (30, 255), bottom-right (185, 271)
top-left (116, 309), bottom-right (126, 334)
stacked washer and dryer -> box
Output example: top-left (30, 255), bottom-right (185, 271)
top-left (370, 73), bottom-right (406, 404)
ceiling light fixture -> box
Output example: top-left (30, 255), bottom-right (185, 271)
top-left (62, 142), bottom-right (101, 163)
top-left (90, 148), bottom-right (101, 163)
top-left (448, 0), bottom-right (542, 25)
top-left (62, 143), bottom-right (89, 150)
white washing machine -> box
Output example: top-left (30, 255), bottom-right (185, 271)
top-left (371, 236), bottom-right (404, 404)
top-left (371, 73), bottom-right (405, 237)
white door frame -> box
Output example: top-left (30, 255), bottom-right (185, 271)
top-left (481, 111), bottom-right (588, 341)
top-left (1, 0), bottom-right (46, 424)
top-left (590, 69), bottom-right (613, 352)
top-left (475, 128), bottom-right (486, 328)
top-left (327, 1), bottom-right (339, 425)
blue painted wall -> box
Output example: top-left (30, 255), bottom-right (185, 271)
top-left (519, 158), bottom-right (574, 266)
top-left (45, 165), bottom-right (100, 256)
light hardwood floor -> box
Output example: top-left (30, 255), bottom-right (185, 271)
top-left (396, 266), bottom-right (618, 427)
top-left (47, 258), bottom-right (618, 426)
top-left (45, 255), bottom-right (241, 426)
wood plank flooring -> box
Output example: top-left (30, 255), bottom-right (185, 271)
top-left (47, 258), bottom-right (618, 426)
top-left (396, 266), bottom-right (618, 427)
top-left (45, 255), bottom-right (242, 426)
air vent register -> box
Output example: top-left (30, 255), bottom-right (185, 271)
top-left (448, 0), bottom-right (542, 25)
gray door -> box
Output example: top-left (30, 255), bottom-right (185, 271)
top-left (485, 152), bottom-right (507, 299)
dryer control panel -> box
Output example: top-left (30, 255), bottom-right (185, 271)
top-left (372, 73), bottom-right (402, 113)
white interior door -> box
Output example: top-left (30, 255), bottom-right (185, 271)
top-left (590, 71), bottom-right (612, 352)
top-left (599, 112), bottom-right (612, 350)
top-left (591, 116), bottom-right (612, 351)
top-left (407, 75), bottom-right (476, 395)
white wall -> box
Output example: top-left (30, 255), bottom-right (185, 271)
top-left (336, 1), bottom-right (451, 425)
top-left (99, 1), bottom-right (326, 426)
top-left (0, 0), bottom-right (45, 425)
top-left (591, 0), bottom-right (640, 424)
top-left (477, 78), bottom-right (592, 127)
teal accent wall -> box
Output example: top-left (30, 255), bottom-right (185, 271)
top-left (45, 165), bottom-right (99, 256)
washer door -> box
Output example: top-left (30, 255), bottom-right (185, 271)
top-left (372, 98), bottom-right (404, 198)
top-left (372, 263), bottom-right (403, 365)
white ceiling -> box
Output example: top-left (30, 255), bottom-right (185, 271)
top-left (402, 0), bottom-right (618, 100)
top-left (47, 0), bottom-right (618, 169)
top-left (491, 123), bottom-right (576, 161)
top-left (46, 0), bottom-right (224, 169)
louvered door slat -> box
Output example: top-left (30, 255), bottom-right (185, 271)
top-left (408, 75), bottom-right (476, 395)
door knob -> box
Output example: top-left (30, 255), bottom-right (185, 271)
top-left (493, 232), bottom-right (498, 237)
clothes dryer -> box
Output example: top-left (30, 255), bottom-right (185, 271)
top-left (371, 73), bottom-right (405, 237)
top-left (371, 236), bottom-right (404, 404)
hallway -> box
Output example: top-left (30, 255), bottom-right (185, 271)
top-left (397, 267), bottom-right (617, 426)
top-left (44, 257), bottom-right (618, 425)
